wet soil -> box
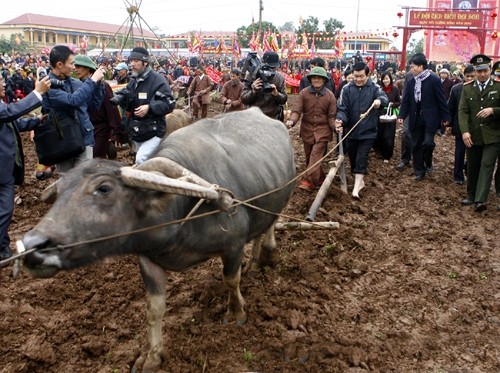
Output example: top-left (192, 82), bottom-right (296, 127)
top-left (0, 96), bottom-right (498, 373)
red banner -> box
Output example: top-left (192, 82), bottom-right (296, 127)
top-left (206, 66), bottom-right (222, 84)
top-left (282, 73), bottom-right (300, 88)
top-left (410, 10), bottom-right (483, 28)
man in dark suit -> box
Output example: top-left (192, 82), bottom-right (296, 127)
top-left (0, 75), bottom-right (50, 261)
top-left (397, 53), bottom-right (450, 181)
top-left (446, 64), bottom-right (475, 185)
top-left (458, 54), bottom-right (500, 212)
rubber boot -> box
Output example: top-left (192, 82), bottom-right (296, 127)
top-left (352, 173), bottom-right (365, 199)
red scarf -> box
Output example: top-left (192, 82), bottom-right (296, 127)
top-left (383, 85), bottom-right (392, 94)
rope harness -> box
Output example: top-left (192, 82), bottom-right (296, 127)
top-left (0, 103), bottom-right (376, 267)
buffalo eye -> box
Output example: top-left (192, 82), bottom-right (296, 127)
top-left (94, 185), bottom-right (112, 195)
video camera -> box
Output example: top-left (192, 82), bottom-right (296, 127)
top-left (241, 52), bottom-right (276, 94)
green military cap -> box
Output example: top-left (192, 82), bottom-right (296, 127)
top-left (469, 54), bottom-right (491, 71)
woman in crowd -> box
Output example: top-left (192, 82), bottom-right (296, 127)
top-left (375, 70), bottom-right (400, 163)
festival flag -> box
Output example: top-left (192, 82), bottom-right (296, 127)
top-left (190, 33), bottom-right (202, 53)
top-left (255, 32), bottom-right (262, 52)
top-left (232, 37), bottom-right (241, 59)
top-left (263, 29), bottom-right (272, 52)
top-left (249, 31), bottom-right (257, 51)
top-left (271, 31), bottom-right (280, 52)
top-left (215, 36), bottom-right (227, 54)
top-left (301, 32), bottom-right (310, 57)
top-left (333, 34), bottom-right (344, 58)
top-left (80, 35), bottom-right (88, 50)
top-left (310, 36), bottom-right (316, 57)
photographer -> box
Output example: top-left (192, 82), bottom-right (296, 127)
top-left (111, 47), bottom-right (175, 164)
top-left (240, 51), bottom-right (287, 120)
top-left (41, 45), bottom-right (105, 173)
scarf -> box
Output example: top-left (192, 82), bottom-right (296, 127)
top-left (383, 85), bottom-right (392, 94)
top-left (414, 69), bottom-right (431, 102)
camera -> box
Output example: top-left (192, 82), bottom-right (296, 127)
top-left (110, 88), bottom-right (130, 107)
top-left (241, 52), bottom-right (276, 94)
top-left (37, 67), bottom-right (65, 88)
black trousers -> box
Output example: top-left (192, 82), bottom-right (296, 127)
top-left (411, 116), bottom-right (436, 176)
top-left (346, 138), bottom-right (375, 174)
top-left (400, 117), bottom-right (412, 163)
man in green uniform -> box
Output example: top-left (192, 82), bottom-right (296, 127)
top-left (459, 54), bottom-right (500, 212)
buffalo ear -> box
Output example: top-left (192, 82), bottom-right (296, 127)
top-left (42, 181), bottom-right (59, 204)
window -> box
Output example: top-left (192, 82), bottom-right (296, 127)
top-left (37, 32), bottom-right (42, 42)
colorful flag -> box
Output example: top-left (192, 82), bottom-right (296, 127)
top-left (215, 36), bottom-right (227, 54)
top-left (249, 31), bottom-right (257, 51)
top-left (263, 29), bottom-right (272, 52)
top-left (271, 32), bottom-right (280, 52)
top-left (310, 36), bottom-right (316, 57)
top-left (333, 34), bottom-right (345, 58)
top-left (301, 32), bottom-right (310, 57)
top-left (190, 34), bottom-right (202, 53)
top-left (232, 37), bottom-right (241, 58)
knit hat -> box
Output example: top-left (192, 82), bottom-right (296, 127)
top-left (129, 47), bottom-right (149, 62)
top-left (439, 68), bottom-right (450, 75)
top-left (74, 55), bottom-right (96, 71)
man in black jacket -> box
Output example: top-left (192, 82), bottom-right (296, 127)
top-left (113, 47), bottom-right (175, 164)
top-left (446, 64), bottom-right (475, 185)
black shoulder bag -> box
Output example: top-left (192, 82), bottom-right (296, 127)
top-left (34, 81), bottom-right (85, 165)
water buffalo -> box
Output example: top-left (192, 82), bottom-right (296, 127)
top-left (21, 107), bottom-right (296, 372)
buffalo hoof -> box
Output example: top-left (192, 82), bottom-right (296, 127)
top-left (223, 311), bottom-right (247, 326)
top-left (132, 353), bottom-right (163, 373)
top-left (258, 248), bottom-right (279, 268)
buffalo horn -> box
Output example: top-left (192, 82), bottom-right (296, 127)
top-left (136, 157), bottom-right (212, 188)
top-left (134, 157), bottom-right (234, 211)
top-left (120, 167), bottom-right (220, 200)
top-left (41, 180), bottom-right (59, 204)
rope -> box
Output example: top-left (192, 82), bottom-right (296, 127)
top-left (0, 103), bottom-right (377, 267)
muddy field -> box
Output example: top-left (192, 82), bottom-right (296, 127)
top-left (0, 95), bottom-right (498, 373)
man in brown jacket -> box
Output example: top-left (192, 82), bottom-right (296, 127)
top-left (220, 68), bottom-right (245, 112)
top-left (187, 66), bottom-right (213, 120)
top-left (286, 67), bottom-right (337, 191)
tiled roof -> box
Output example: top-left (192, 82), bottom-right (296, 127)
top-left (2, 13), bottom-right (156, 38)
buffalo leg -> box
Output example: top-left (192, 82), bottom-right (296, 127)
top-left (258, 223), bottom-right (279, 268)
top-left (132, 256), bottom-right (166, 373)
top-left (221, 249), bottom-right (246, 326)
top-left (247, 236), bottom-right (262, 272)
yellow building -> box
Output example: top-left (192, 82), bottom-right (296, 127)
top-left (0, 13), bottom-right (158, 51)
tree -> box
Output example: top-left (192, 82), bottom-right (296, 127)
top-left (406, 37), bottom-right (424, 61)
top-left (297, 16), bottom-right (319, 35)
top-left (323, 18), bottom-right (344, 33)
top-left (279, 22), bottom-right (295, 32)
top-left (0, 34), bottom-right (30, 56)
top-left (236, 21), bottom-right (278, 48)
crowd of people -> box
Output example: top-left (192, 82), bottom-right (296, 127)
top-left (0, 46), bottom-right (499, 264)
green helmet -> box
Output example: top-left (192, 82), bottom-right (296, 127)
top-left (74, 55), bottom-right (97, 71)
top-left (307, 66), bottom-right (328, 81)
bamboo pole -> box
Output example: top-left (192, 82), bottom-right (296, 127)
top-left (305, 155), bottom-right (344, 221)
top-left (275, 221), bottom-right (340, 230)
